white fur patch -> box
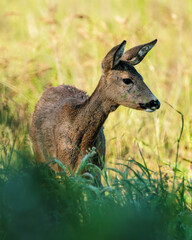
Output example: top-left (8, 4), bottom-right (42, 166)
top-left (146, 108), bottom-right (155, 112)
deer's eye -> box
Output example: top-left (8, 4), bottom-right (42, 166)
top-left (123, 78), bottom-right (134, 85)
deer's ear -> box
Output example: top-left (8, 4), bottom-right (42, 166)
top-left (101, 40), bottom-right (126, 72)
top-left (121, 39), bottom-right (157, 65)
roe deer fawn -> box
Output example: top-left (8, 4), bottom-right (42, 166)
top-left (30, 39), bottom-right (160, 174)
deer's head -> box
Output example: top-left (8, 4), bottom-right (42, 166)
top-left (101, 39), bottom-right (160, 112)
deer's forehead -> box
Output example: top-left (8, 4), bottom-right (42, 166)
top-left (113, 61), bottom-right (138, 75)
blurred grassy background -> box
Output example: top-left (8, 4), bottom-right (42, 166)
top-left (0, 0), bottom-right (192, 175)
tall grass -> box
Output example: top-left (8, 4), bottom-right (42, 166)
top-left (0, 0), bottom-right (192, 167)
top-left (0, 148), bottom-right (192, 240)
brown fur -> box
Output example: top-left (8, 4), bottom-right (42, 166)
top-left (30, 39), bottom-right (159, 173)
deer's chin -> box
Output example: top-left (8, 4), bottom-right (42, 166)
top-left (131, 106), bottom-right (158, 112)
top-left (145, 108), bottom-right (156, 112)
top-left (123, 104), bottom-right (146, 110)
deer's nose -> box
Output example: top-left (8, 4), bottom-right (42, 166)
top-left (139, 99), bottom-right (160, 112)
top-left (148, 99), bottom-right (160, 109)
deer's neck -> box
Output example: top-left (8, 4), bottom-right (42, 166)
top-left (73, 76), bottom-right (118, 152)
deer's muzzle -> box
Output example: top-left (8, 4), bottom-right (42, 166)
top-left (139, 99), bottom-right (160, 112)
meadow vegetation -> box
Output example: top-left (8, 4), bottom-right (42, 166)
top-left (0, 0), bottom-right (192, 239)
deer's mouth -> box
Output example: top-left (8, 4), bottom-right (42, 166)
top-left (139, 100), bottom-right (160, 112)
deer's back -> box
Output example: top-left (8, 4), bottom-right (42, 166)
top-left (30, 85), bottom-right (90, 167)
top-left (32, 85), bottom-right (89, 126)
